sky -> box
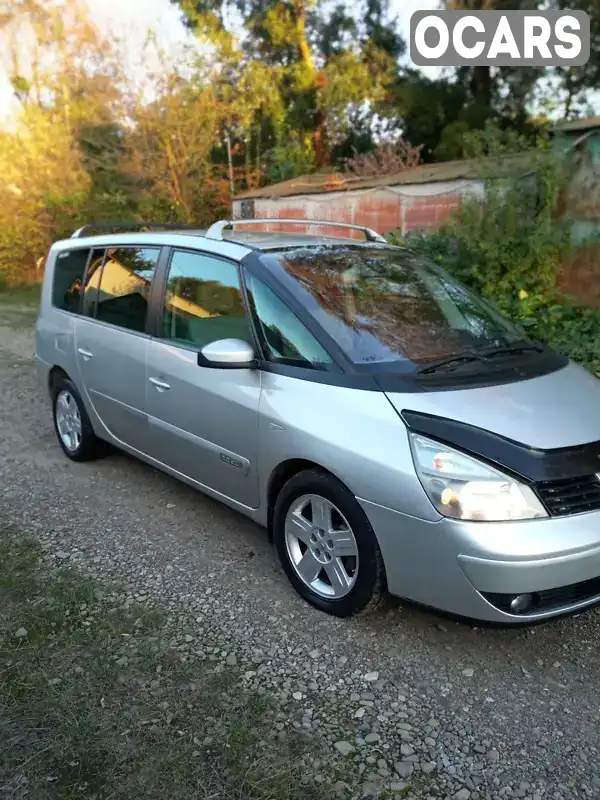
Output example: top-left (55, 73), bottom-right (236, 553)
top-left (85, 0), bottom-right (440, 58)
top-left (83, 0), bottom-right (441, 81)
top-left (0, 0), bottom-right (440, 117)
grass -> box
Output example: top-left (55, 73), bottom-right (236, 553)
top-left (0, 284), bottom-right (41, 328)
top-left (0, 283), bottom-right (42, 302)
top-left (0, 531), bottom-right (341, 800)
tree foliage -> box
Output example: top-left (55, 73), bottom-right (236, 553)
top-left (0, 0), bottom-right (125, 280)
top-left (0, 0), bottom-right (598, 287)
top-left (174, 0), bottom-right (403, 168)
top-left (393, 127), bottom-right (600, 374)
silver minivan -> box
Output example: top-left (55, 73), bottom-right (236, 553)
top-left (35, 219), bottom-right (600, 623)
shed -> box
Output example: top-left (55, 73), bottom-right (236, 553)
top-left (232, 153), bottom-right (534, 238)
top-left (233, 118), bottom-right (600, 242)
top-left (552, 116), bottom-right (600, 244)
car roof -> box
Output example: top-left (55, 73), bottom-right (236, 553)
top-left (53, 229), bottom-right (393, 255)
top-left (51, 231), bottom-right (252, 264)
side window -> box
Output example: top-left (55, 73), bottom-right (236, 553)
top-left (81, 248), bottom-right (106, 318)
top-left (160, 250), bottom-right (251, 349)
top-left (246, 275), bottom-right (333, 368)
top-left (52, 248), bottom-right (90, 313)
top-left (95, 247), bottom-right (160, 333)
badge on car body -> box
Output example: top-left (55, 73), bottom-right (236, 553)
top-left (220, 453), bottom-right (243, 469)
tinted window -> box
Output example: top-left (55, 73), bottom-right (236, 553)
top-left (81, 248), bottom-right (106, 318)
top-left (246, 275), bottom-right (332, 368)
top-left (94, 247), bottom-right (160, 333)
top-left (161, 250), bottom-right (251, 348)
top-left (52, 248), bottom-right (90, 312)
top-left (266, 247), bottom-right (524, 370)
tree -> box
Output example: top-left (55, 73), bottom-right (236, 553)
top-left (123, 77), bottom-right (233, 225)
top-left (0, 103), bottom-right (90, 280)
top-left (444, 0), bottom-right (544, 111)
top-left (0, 0), bottom-right (125, 123)
top-left (551, 0), bottom-right (600, 117)
top-left (0, 0), bottom-right (128, 281)
top-left (387, 72), bottom-right (471, 162)
top-left (443, 0), bottom-right (600, 125)
top-left (172, 0), bottom-right (405, 169)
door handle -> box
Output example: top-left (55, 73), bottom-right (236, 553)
top-left (77, 347), bottom-right (93, 361)
top-left (149, 376), bottom-right (171, 391)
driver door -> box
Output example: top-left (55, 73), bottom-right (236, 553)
top-left (144, 249), bottom-right (261, 508)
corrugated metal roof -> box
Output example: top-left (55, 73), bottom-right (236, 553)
top-left (234, 152), bottom-right (535, 201)
top-left (554, 116), bottom-right (600, 133)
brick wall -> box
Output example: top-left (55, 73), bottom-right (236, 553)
top-left (233, 179), bottom-right (483, 238)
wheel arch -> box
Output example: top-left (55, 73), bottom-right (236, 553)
top-left (266, 458), bottom-right (351, 540)
top-left (48, 365), bottom-right (70, 396)
top-left (269, 458), bottom-right (387, 615)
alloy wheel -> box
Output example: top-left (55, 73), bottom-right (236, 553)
top-left (55, 389), bottom-right (82, 453)
top-left (284, 493), bottom-right (359, 599)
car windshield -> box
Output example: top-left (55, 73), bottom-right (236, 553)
top-left (267, 246), bottom-right (526, 371)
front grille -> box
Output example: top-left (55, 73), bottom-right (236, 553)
top-left (535, 474), bottom-right (600, 517)
top-left (483, 575), bottom-right (600, 615)
top-left (536, 576), bottom-right (600, 610)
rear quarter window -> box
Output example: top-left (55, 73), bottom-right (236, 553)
top-left (51, 248), bottom-right (90, 313)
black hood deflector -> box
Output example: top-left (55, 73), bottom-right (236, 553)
top-left (402, 410), bottom-right (600, 484)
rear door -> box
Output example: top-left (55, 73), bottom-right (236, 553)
top-left (144, 248), bottom-right (261, 507)
top-left (75, 244), bottom-right (163, 453)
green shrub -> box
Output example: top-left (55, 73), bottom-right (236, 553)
top-left (388, 148), bottom-right (600, 375)
top-left (531, 303), bottom-right (600, 375)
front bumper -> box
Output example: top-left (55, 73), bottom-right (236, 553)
top-left (359, 498), bottom-right (600, 623)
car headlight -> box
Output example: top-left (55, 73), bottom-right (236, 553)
top-left (408, 433), bottom-right (547, 521)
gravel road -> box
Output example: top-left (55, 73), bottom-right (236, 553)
top-left (1, 309), bottom-right (599, 800)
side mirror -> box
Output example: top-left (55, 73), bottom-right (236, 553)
top-left (198, 338), bottom-right (257, 369)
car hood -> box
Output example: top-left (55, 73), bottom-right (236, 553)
top-left (385, 362), bottom-right (600, 449)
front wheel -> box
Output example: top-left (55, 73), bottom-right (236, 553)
top-left (273, 469), bottom-right (386, 617)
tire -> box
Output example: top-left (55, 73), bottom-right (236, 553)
top-left (51, 376), bottom-right (103, 462)
top-left (273, 468), bottom-right (386, 617)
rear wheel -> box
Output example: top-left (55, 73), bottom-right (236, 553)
top-left (273, 469), bottom-right (385, 617)
top-left (51, 376), bottom-right (102, 461)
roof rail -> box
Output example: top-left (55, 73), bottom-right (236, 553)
top-left (204, 218), bottom-right (387, 243)
top-left (71, 222), bottom-right (205, 238)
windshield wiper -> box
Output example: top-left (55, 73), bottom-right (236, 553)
top-left (416, 341), bottom-right (544, 376)
top-left (416, 351), bottom-right (483, 375)
top-left (473, 341), bottom-right (544, 359)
